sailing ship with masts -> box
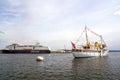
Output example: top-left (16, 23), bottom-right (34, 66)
top-left (71, 26), bottom-right (109, 58)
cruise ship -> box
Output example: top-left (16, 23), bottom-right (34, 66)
top-left (1, 43), bottom-right (51, 53)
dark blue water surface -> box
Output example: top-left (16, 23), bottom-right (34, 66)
top-left (0, 52), bottom-right (120, 80)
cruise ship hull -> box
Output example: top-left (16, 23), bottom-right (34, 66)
top-left (0, 50), bottom-right (50, 54)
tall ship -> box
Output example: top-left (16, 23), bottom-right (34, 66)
top-left (1, 43), bottom-right (51, 53)
top-left (71, 26), bottom-right (109, 58)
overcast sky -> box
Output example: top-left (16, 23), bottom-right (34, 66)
top-left (0, 0), bottom-right (120, 50)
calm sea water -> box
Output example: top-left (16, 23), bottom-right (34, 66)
top-left (0, 52), bottom-right (120, 80)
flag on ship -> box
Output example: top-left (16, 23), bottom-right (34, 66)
top-left (71, 42), bottom-right (76, 49)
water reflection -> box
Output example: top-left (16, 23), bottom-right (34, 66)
top-left (0, 53), bottom-right (120, 80)
top-left (72, 56), bottom-right (114, 80)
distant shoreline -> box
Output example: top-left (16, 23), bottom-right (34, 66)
top-left (109, 50), bottom-right (120, 52)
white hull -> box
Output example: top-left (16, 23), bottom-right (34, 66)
top-left (72, 50), bottom-right (109, 58)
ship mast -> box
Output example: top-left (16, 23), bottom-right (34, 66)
top-left (85, 26), bottom-right (89, 45)
top-left (87, 27), bottom-right (107, 47)
top-left (100, 35), bottom-right (103, 45)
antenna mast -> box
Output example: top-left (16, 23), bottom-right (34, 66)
top-left (85, 26), bottom-right (88, 45)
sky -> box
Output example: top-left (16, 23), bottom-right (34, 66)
top-left (0, 0), bottom-right (120, 50)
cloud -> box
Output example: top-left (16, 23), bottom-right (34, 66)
top-left (114, 10), bottom-right (120, 15)
top-left (0, 31), bottom-right (5, 34)
top-left (0, 0), bottom-right (120, 49)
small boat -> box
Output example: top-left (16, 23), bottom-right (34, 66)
top-left (71, 26), bottom-right (109, 58)
top-left (36, 56), bottom-right (44, 61)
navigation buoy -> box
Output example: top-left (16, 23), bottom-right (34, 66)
top-left (36, 56), bottom-right (44, 61)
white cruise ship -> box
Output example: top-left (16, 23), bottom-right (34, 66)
top-left (1, 43), bottom-right (51, 53)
